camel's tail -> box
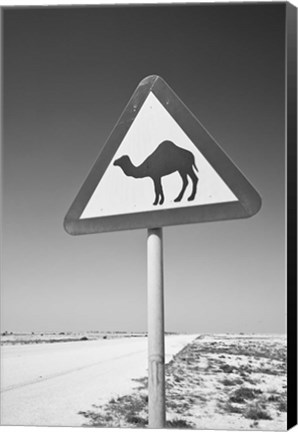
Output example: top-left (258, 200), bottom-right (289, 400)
top-left (193, 161), bottom-right (199, 173)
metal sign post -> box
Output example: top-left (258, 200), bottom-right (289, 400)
top-left (147, 228), bottom-right (166, 428)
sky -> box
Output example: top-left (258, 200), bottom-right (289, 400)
top-left (1, 3), bottom-right (286, 333)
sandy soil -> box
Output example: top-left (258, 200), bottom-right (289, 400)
top-left (0, 334), bottom-right (196, 426)
top-left (80, 334), bottom-right (286, 430)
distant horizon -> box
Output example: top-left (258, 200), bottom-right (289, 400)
top-left (1, 329), bottom-right (287, 335)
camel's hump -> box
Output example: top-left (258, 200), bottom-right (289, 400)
top-left (155, 140), bottom-right (193, 155)
top-left (158, 140), bottom-right (180, 150)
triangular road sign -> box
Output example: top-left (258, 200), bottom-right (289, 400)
top-left (64, 75), bottom-right (261, 235)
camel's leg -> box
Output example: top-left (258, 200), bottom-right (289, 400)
top-left (174, 174), bottom-right (188, 202)
top-left (153, 179), bottom-right (163, 206)
top-left (159, 181), bottom-right (165, 205)
top-left (188, 168), bottom-right (198, 201)
top-left (153, 180), bottom-right (159, 205)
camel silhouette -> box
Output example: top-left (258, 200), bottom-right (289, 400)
top-left (113, 140), bottom-right (199, 205)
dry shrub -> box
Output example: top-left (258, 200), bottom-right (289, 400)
top-left (244, 403), bottom-right (272, 420)
top-left (125, 414), bottom-right (147, 426)
top-left (221, 378), bottom-right (243, 386)
top-left (166, 418), bottom-right (194, 429)
top-left (229, 387), bottom-right (262, 403)
top-left (278, 400), bottom-right (287, 412)
top-left (224, 402), bottom-right (243, 414)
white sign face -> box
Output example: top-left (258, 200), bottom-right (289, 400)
top-left (80, 92), bottom-right (237, 219)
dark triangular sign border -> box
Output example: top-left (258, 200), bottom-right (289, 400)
top-left (64, 75), bottom-right (261, 235)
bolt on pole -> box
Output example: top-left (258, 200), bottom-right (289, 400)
top-left (147, 228), bottom-right (166, 428)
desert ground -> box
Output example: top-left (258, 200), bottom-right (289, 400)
top-left (0, 333), bottom-right (196, 426)
top-left (1, 333), bottom-right (286, 429)
top-left (79, 334), bottom-right (286, 430)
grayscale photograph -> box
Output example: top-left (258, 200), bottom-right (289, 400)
top-left (1, 2), bottom-right (297, 431)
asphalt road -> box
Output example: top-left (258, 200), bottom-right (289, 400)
top-left (1, 334), bottom-right (196, 426)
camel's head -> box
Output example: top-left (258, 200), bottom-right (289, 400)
top-left (113, 155), bottom-right (130, 168)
